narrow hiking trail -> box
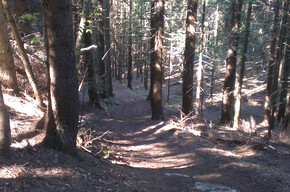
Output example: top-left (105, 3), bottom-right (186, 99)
top-left (80, 82), bottom-right (290, 192)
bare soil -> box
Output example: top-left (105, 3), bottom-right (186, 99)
top-left (1, 74), bottom-right (289, 192)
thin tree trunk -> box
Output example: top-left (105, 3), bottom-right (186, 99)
top-left (182, 0), bottom-right (198, 115)
top-left (0, 1), bottom-right (19, 95)
top-left (127, 0), bottom-right (133, 89)
top-left (277, 0), bottom-right (289, 122)
top-left (282, 24), bottom-right (290, 131)
top-left (85, 18), bottom-right (100, 108)
top-left (75, 0), bottom-right (90, 67)
top-left (151, 0), bottom-right (164, 120)
top-left (0, 82), bottom-right (11, 157)
top-left (233, 2), bottom-right (252, 129)
top-left (167, 40), bottom-right (173, 102)
top-left (104, 0), bottom-right (113, 96)
top-left (210, 5), bottom-right (219, 102)
top-left (220, 0), bottom-right (242, 124)
top-left (268, 0), bottom-right (287, 137)
top-left (195, 0), bottom-right (206, 118)
top-left (264, 0), bottom-right (280, 125)
top-left (2, 0), bottom-right (44, 108)
top-left (96, 0), bottom-right (106, 98)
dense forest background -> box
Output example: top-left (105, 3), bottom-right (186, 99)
top-left (0, 0), bottom-right (289, 191)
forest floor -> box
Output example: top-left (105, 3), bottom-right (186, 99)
top-left (0, 66), bottom-right (290, 191)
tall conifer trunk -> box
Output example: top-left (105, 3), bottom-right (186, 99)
top-left (220, 0), bottom-right (242, 124)
top-left (42, 0), bottom-right (79, 154)
top-left (151, 0), bottom-right (164, 120)
top-left (182, 0), bottom-right (198, 115)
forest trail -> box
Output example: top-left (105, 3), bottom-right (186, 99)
top-left (80, 82), bottom-right (290, 192)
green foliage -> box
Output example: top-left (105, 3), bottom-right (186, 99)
top-left (30, 37), bottom-right (39, 44)
top-left (18, 13), bottom-right (40, 23)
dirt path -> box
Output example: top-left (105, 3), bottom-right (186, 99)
top-left (81, 82), bottom-right (290, 192)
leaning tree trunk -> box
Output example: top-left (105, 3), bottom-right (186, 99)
top-left (151, 0), bottom-right (164, 120)
top-left (220, 0), bottom-right (242, 124)
top-left (0, 82), bottom-right (11, 157)
top-left (233, 2), bottom-right (252, 129)
top-left (42, 0), bottom-right (79, 154)
top-left (0, 1), bottom-right (19, 95)
top-left (195, 0), bottom-right (206, 118)
top-left (182, 0), bottom-right (198, 115)
top-left (2, 0), bottom-right (44, 108)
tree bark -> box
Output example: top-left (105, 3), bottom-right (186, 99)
top-left (220, 0), bottom-right (242, 124)
top-left (151, 0), bottom-right (164, 120)
top-left (75, 0), bottom-right (90, 67)
top-left (104, 0), bottom-right (113, 96)
top-left (233, 2), bottom-right (252, 129)
top-left (127, 0), bottom-right (133, 89)
top-left (2, 0), bottom-right (44, 108)
top-left (264, 0), bottom-right (280, 126)
top-left (0, 82), bottom-right (11, 157)
top-left (277, 0), bottom-right (289, 122)
top-left (182, 0), bottom-right (198, 115)
top-left (0, 1), bottom-right (19, 95)
top-left (282, 26), bottom-right (290, 131)
top-left (195, 0), bottom-right (206, 118)
top-left (42, 0), bottom-right (79, 154)
top-left (96, 0), bottom-right (106, 98)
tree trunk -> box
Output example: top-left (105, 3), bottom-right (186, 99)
top-left (2, 0), bottom-right (44, 108)
top-left (282, 25), bottom-right (290, 131)
top-left (210, 5), bottom-right (219, 102)
top-left (96, 0), bottom-right (107, 98)
top-left (233, 2), bottom-right (252, 129)
top-left (195, 0), bottom-right (206, 118)
top-left (103, 0), bottom-right (113, 96)
top-left (85, 19), bottom-right (100, 108)
top-left (75, 0), bottom-right (90, 67)
top-left (182, 0), bottom-right (198, 115)
top-left (264, 0), bottom-right (280, 125)
top-left (0, 82), bottom-right (11, 157)
top-left (42, 0), bottom-right (79, 154)
top-left (127, 0), bottom-right (133, 89)
top-left (147, 1), bottom-right (155, 101)
top-left (151, 0), bottom-right (164, 120)
top-left (277, 0), bottom-right (289, 122)
top-left (220, 0), bottom-right (242, 124)
top-left (0, 1), bottom-right (19, 95)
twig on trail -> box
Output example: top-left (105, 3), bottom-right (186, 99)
top-left (80, 145), bottom-right (104, 158)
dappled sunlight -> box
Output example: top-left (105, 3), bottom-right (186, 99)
top-left (198, 146), bottom-right (257, 158)
top-left (4, 92), bottom-right (44, 118)
top-left (0, 165), bottom-right (76, 180)
top-left (193, 173), bottom-right (222, 180)
top-left (124, 121), bottom-right (165, 137)
top-left (219, 162), bottom-right (259, 170)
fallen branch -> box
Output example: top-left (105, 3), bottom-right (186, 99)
top-left (80, 44), bottom-right (98, 52)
